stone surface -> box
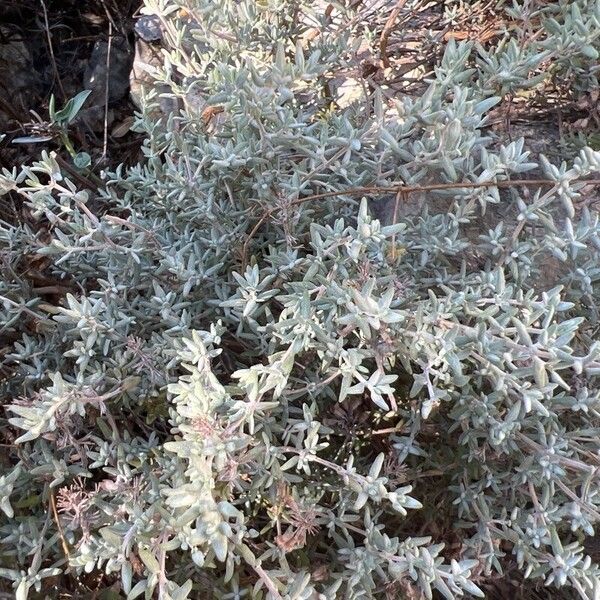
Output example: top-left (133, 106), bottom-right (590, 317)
top-left (134, 15), bottom-right (163, 43)
top-left (83, 35), bottom-right (133, 107)
top-left (0, 26), bottom-right (39, 128)
top-left (75, 35), bottom-right (133, 131)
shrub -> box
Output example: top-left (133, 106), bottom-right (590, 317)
top-left (1, 0), bottom-right (600, 598)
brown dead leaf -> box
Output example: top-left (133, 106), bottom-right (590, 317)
top-left (444, 26), bottom-right (501, 43)
top-left (111, 116), bottom-right (135, 138)
top-left (201, 105), bottom-right (224, 125)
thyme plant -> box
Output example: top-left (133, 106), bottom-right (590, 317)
top-left (1, 0), bottom-right (600, 598)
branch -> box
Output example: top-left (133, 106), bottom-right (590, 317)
top-left (380, 0), bottom-right (408, 68)
top-left (253, 564), bottom-right (284, 600)
top-left (49, 489), bottom-right (71, 564)
top-left (240, 177), bottom-right (584, 268)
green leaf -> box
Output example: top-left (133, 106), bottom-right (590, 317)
top-left (15, 580), bottom-right (30, 600)
top-left (127, 580), bottom-right (148, 600)
top-left (74, 152), bottom-right (91, 169)
top-left (170, 579), bottom-right (193, 600)
top-left (138, 548), bottom-right (160, 575)
top-left (52, 90), bottom-right (91, 125)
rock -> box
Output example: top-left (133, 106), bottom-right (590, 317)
top-left (134, 15), bottom-right (163, 42)
top-left (83, 35), bottom-right (133, 108)
top-left (0, 26), bottom-right (39, 128)
top-left (334, 77), bottom-right (365, 109)
top-left (75, 35), bottom-right (133, 131)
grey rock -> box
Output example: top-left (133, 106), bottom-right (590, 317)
top-left (134, 15), bottom-right (164, 43)
top-left (83, 35), bottom-right (133, 108)
top-left (0, 26), bottom-right (39, 127)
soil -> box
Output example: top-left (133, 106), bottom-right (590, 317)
top-left (0, 0), bottom-right (144, 180)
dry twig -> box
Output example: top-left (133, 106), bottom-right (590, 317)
top-left (50, 488), bottom-right (71, 563)
top-left (103, 21), bottom-right (114, 161)
top-left (240, 177), bottom-right (581, 268)
top-left (40, 0), bottom-right (66, 100)
top-left (380, 0), bottom-right (408, 68)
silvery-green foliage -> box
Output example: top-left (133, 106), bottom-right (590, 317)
top-left (1, 0), bottom-right (600, 598)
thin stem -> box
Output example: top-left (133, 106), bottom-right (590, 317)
top-left (50, 489), bottom-right (71, 564)
top-left (554, 478), bottom-right (600, 522)
top-left (40, 0), bottom-right (66, 100)
top-left (252, 564), bottom-right (284, 600)
top-left (380, 0), bottom-right (408, 68)
top-left (102, 21), bottom-right (113, 161)
top-left (241, 177), bottom-right (577, 268)
top-left (289, 178), bottom-right (557, 208)
top-left (59, 131), bottom-right (78, 160)
top-left (0, 295), bottom-right (53, 324)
